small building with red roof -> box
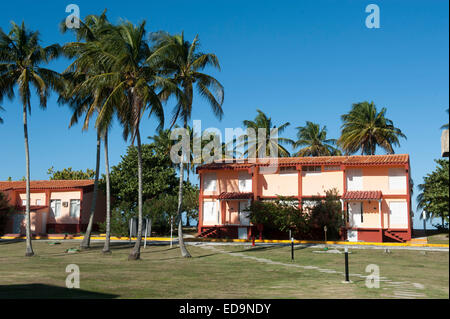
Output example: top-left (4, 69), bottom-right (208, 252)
top-left (0, 180), bottom-right (106, 235)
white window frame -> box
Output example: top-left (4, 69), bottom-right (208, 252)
top-left (69, 199), bottom-right (81, 218)
top-left (203, 201), bottom-right (218, 223)
top-left (50, 199), bottom-right (61, 218)
top-left (35, 199), bottom-right (41, 206)
top-left (238, 171), bottom-right (252, 192)
top-left (203, 173), bottom-right (217, 192)
top-left (346, 169), bottom-right (363, 191)
top-left (388, 168), bottom-right (406, 191)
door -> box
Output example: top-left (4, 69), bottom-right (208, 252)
top-left (389, 201), bottom-right (408, 228)
top-left (238, 200), bottom-right (250, 226)
top-left (238, 227), bottom-right (248, 239)
top-left (203, 201), bottom-right (219, 224)
top-left (348, 202), bottom-right (362, 227)
top-left (346, 169), bottom-right (363, 190)
top-left (347, 229), bottom-right (358, 242)
top-left (13, 214), bottom-right (25, 234)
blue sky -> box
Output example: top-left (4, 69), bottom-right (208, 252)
top-left (0, 0), bottom-right (448, 229)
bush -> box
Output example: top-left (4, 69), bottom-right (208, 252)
top-left (246, 189), bottom-right (344, 240)
top-left (0, 193), bottom-right (12, 235)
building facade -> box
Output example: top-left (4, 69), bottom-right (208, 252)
top-left (0, 180), bottom-right (106, 235)
top-left (196, 154), bottom-right (412, 243)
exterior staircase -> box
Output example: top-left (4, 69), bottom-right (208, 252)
top-left (198, 227), bottom-right (222, 239)
top-left (384, 229), bottom-right (408, 243)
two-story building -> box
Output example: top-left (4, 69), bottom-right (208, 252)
top-left (0, 180), bottom-right (106, 235)
top-left (196, 154), bottom-right (412, 243)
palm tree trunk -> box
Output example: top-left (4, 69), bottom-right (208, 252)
top-left (185, 168), bottom-right (191, 228)
top-left (102, 131), bottom-right (111, 254)
top-left (129, 129), bottom-right (143, 260)
top-left (80, 132), bottom-right (101, 249)
top-left (176, 120), bottom-right (191, 258)
top-left (23, 102), bottom-right (34, 257)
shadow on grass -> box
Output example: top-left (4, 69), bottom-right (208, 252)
top-left (0, 283), bottom-right (118, 299)
top-left (0, 239), bottom-right (23, 245)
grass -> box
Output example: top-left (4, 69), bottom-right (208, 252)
top-left (427, 232), bottom-right (449, 245)
top-left (0, 240), bottom-right (447, 298)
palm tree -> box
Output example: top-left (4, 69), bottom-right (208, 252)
top-left (338, 102), bottom-right (406, 155)
top-left (60, 11), bottom-right (114, 252)
top-left (238, 109), bottom-right (293, 158)
top-left (293, 121), bottom-right (341, 156)
top-left (441, 109), bottom-right (449, 129)
top-left (0, 106), bottom-right (4, 124)
top-left (151, 32), bottom-right (224, 257)
top-left (0, 22), bottom-right (62, 256)
top-left (76, 21), bottom-right (179, 260)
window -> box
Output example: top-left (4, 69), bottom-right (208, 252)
top-left (203, 201), bottom-right (218, 223)
top-left (389, 201), bottom-right (408, 227)
top-left (70, 199), bottom-right (81, 217)
top-left (302, 199), bottom-right (318, 210)
top-left (346, 169), bottom-right (363, 190)
top-left (303, 166), bottom-right (321, 172)
top-left (22, 199), bottom-right (26, 206)
top-left (203, 173), bottom-right (217, 192)
top-left (238, 172), bottom-right (252, 192)
top-left (50, 199), bottom-right (61, 218)
top-left (35, 199), bottom-right (41, 206)
top-left (388, 168), bottom-right (406, 191)
top-left (324, 165), bottom-right (340, 171)
top-left (279, 166), bottom-right (297, 174)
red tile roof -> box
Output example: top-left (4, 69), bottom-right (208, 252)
top-left (0, 180), bottom-right (95, 191)
top-left (197, 154), bottom-right (409, 171)
top-left (218, 192), bottom-right (254, 200)
top-left (342, 191), bottom-right (383, 200)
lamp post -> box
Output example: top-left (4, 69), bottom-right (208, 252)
top-left (422, 210), bottom-right (427, 237)
top-left (344, 247), bottom-right (350, 283)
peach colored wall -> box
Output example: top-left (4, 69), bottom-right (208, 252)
top-left (361, 167), bottom-right (407, 194)
top-left (12, 210), bottom-right (47, 234)
top-left (225, 201), bottom-right (240, 224)
top-left (18, 192), bottom-right (46, 206)
top-left (48, 191), bottom-right (81, 225)
top-left (302, 171), bottom-right (343, 196)
top-left (203, 171), bottom-right (241, 195)
top-left (259, 172), bottom-right (298, 197)
top-left (358, 201), bottom-right (381, 228)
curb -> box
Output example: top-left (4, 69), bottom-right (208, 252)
top-left (1, 235), bottom-right (448, 248)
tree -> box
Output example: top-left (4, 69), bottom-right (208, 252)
top-left (0, 106), bottom-right (4, 124)
top-left (63, 20), bottom-right (178, 260)
top-left (151, 32), bottom-right (224, 257)
top-left (0, 192), bottom-right (12, 235)
top-left (293, 121), bottom-right (341, 156)
top-left (417, 159), bottom-right (449, 228)
top-left (106, 143), bottom-right (178, 217)
top-left (239, 109), bottom-right (293, 157)
top-left (308, 189), bottom-right (344, 240)
top-left (47, 166), bottom-right (95, 180)
top-left (0, 22), bottom-right (62, 256)
top-left (338, 102), bottom-right (406, 155)
top-left (60, 10), bottom-right (114, 252)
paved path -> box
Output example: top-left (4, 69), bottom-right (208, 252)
top-left (197, 244), bottom-right (428, 299)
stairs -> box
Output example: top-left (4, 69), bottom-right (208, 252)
top-left (198, 227), bottom-right (222, 239)
top-left (384, 229), bottom-right (408, 243)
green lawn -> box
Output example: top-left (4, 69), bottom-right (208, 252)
top-left (427, 233), bottom-right (449, 245)
top-left (0, 240), bottom-right (447, 298)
